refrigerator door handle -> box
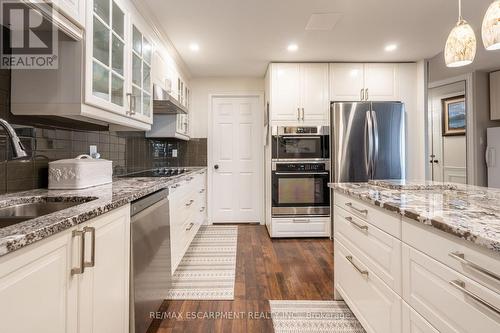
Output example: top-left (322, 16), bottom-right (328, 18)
top-left (371, 110), bottom-right (379, 176)
top-left (364, 111), bottom-right (373, 178)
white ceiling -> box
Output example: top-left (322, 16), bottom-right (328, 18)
top-left (142, 0), bottom-right (497, 77)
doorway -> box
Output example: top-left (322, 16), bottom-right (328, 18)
top-left (209, 94), bottom-right (264, 224)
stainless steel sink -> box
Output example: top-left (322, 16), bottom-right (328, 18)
top-left (0, 197), bottom-right (97, 229)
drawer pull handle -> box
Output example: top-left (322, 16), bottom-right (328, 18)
top-left (200, 207), bottom-right (205, 212)
top-left (199, 189), bottom-right (205, 193)
top-left (449, 280), bottom-right (500, 315)
top-left (449, 252), bottom-right (500, 282)
top-left (83, 226), bottom-right (96, 268)
top-left (346, 255), bottom-right (369, 277)
top-left (186, 223), bottom-right (194, 231)
top-left (185, 200), bottom-right (194, 207)
top-left (345, 202), bottom-right (368, 215)
top-left (186, 177), bottom-right (194, 181)
top-left (71, 230), bottom-right (85, 275)
top-left (345, 216), bottom-right (368, 231)
top-left (293, 219), bottom-right (310, 223)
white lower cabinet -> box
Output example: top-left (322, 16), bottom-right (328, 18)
top-left (268, 217), bottom-right (330, 238)
top-left (169, 171), bottom-right (207, 272)
top-left (335, 240), bottom-right (402, 333)
top-left (402, 301), bottom-right (439, 333)
top-left (0, 205), bottom-right (130, 333)
top-left (402, 244), bottom-right (500, 333)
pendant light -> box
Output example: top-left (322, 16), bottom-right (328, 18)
top-left (444, 0), bottom-right (477, 67)
top-left (482, 0), bottom-right (500, 50)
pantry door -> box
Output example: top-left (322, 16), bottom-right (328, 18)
top-left (210, 94), bottom-right (263, 224)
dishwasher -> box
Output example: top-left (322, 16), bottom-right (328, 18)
top-left (130, 189), bottom-right (171, 333)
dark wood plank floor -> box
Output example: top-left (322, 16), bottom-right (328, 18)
top-left (151, 225), bottom-right (334, 333)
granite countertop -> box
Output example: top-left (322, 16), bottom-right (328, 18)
top-left (329, 180), bottom-right (500, 255)
top-left (0, 167), bottom-right (207, 257)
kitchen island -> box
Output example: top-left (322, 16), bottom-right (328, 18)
top-left (329, 180), bottom-right (500, 333)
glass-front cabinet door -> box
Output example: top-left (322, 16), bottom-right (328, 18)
top-left (86, 0), bottom-right (128, 115)
top-left (130, 23), bottom-right (153, 123)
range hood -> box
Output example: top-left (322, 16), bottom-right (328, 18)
top-left (153, 84), bottom-right (188, 114)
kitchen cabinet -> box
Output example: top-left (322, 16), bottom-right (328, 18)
top-left (270, 63), bottom-right (329, 124)
top-left (54, 0), bottom-right (86, 27)
top-left (333, 190), bottom-right (500, 333)
top-left (0, 205), bottom-right (130, 333)
top-left (268, 217), bottom-right (330, 238)
top-left (169, 171), bottom-right (207, 272)
top-left (490, 71), bottom-right (500, 120)
top-left (329, 63), bottom-right (400, 102)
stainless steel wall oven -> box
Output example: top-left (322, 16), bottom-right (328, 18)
top-left (272, 161), bottom-right (330, 217)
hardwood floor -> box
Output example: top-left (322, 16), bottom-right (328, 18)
top-left (151, 225), bottom-right (334, 333)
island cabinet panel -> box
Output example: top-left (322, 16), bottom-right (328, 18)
top-left (402, 302), bottom-right (439, 333)
top-left (0, 205), bottom-right (130, 333)
top-left (402, 245), bottom-right (500, 333)
top-left (335, 240), bottom-right (402, 333)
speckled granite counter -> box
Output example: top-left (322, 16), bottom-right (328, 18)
top-left (0, 168), bottom-right (206, 257)
top-left (329, 180), bottom-right (500, 254)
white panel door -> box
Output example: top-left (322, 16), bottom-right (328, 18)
top-left (364, 64), bottom-right (400, 101)
top-left (271, 63), bottom-right (300, 122)
top-left (211, 96), bottom-right (263, 223)
top-left (78, 207), bottom-right (130, 333)
top-left (329, 63), bottom-right (365, 101)
top-left (300, 63), bottom-right (329, 122)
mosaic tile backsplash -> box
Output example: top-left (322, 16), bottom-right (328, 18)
top-left (0, 70), bottom-right (207, 194)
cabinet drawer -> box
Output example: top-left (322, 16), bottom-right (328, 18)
top-left (335, 240), bottom-right (402, 333)
top-left (402, 301), bottom-right (438, 333)
top-left (334, 192), bottom-right (401, 238)
top-left (271, 217), bottom-right (330, 238)
top-left (402, 245), bottom-right (500, 333)
top-left (403, 218), bottom-right (500, 293)
top-left (335, 206), bottom-right (402, 293)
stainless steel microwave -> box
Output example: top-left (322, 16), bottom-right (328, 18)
top-left (272, 126), bottom-right (329, 160)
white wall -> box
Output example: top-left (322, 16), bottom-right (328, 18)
top-left (189, 77), bottom-right (265, 138)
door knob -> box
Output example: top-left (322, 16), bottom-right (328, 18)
top-left (214, 164), bottom-right (219, 170)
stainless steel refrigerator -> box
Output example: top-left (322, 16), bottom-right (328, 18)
top-left (331, 101), bottom-right (406, 182)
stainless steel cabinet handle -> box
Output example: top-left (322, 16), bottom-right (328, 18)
top-left (71, 230), bottom-right (85, 275)
top-left (449, 280), bottom-right (500, 315)
top-left (199, 189), bottom-right (205, 193)
top-left (126, 93), bottom-right (136, 115)
top-left (301, 108), bottom-right (305, 121)
top-left (292, 219), bottom-right (310, 223)
top-left (186, 176), bottom-right (194, 181)
top-left (360, 89), bottom-right (364, 101)
top-left (449, 252), bottom-right (500, 281)
top-left (365, 89), bottom-right (369, 101)
top-left (200, 207), bottom-right (205, 212)
top-left (345, 216), bottom-right (368, 231)
top-left (185, 199), bottom-right (194, 207)
top-left (346, 255), bottom-right (369, 277)
top-left (186, 222), bottom-right (194, 231)
top-left (345, 202), bottom-right (368, 216)
top-left (297, 108), bottom-right (300, 120)
top-left (83, 226), bottom-right (96, 268)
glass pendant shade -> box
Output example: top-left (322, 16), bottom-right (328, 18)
top-left (445, 19), bottom-right (477, 67)
top-left (482, 0), bottom-right (500, 50)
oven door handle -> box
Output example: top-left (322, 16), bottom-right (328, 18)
top-left (274, 172), bottom-right (330, 175)
top-left (280, 136), bottom-right (322, 139)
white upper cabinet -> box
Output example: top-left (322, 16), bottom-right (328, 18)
top-left (490, 71), bottom-right (500, 120)
top-left (364, 63), bottom-right (399, 101)
top-left (300, 63), bottom-right (329, 122)
top-left (329, 63), bottom-right (365, 101)
top-left (85, 0), bottom-right (129, 116)
top-left (329, 63), bottom-right (400, 102)
top-left (270, 63), bottom-right (328, 123)
top-left (271, 63), bottom-right (301, 122)
top-left (54, 0), bottom-right (86, 27)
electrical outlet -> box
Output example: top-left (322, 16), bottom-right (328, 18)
top-left (172, 149), bottom-right (178, 158)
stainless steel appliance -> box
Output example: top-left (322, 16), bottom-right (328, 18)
top-left (272, 161), bottom-right (330, 216)
top-left (130, 189), bottom-right (171, 333)
top-left (272, 126), bottom-right (329, 160)
top-left (331, 102), bottom-right (405, 182)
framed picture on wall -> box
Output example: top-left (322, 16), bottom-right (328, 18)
top-left (442, 95), bottom-right (466, 136)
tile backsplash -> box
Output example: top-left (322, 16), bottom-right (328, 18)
top-left (0, 69), bottom-right (206, 194)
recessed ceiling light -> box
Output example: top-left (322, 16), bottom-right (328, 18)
top-left (385, 44), bottom-right (398, 52)
top-left (189, 43), bottom-right (200, 52)
top-left (287, 44), bottom-right (298, 52)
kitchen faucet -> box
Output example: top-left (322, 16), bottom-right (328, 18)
top-left (0, 118), bottom-right (28, 159)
